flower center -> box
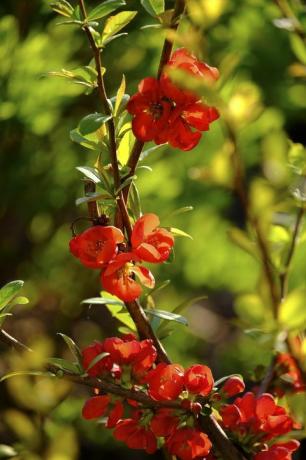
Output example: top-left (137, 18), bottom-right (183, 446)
top-left (149, 102), bottom-right (163, 120)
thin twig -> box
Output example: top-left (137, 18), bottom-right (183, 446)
top-left (78, 0), bottom-right (132, 238)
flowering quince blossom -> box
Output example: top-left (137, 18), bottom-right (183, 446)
top-left (127, 48), bottom-right (220, 151)
top-left (184, 364), bottom-right (214, 397)
top-left (166, 427), bottom-right (212, 460)
top-left (69, 226), bottom-right (124, 269)
top-left (146, 363), bottom-right (185, 400)
top-left (80, 336), bottom-right (300, 460)
top-left (131, 213), bottom-right (174, 263)
top-left (221, 376), bottom-right (245, 397)
top-left (101, 252), bottom-right (155, 302)
top-left (220, 392), bottom-right (299, 458)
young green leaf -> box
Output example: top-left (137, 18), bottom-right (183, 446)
top-left (101, 11), bottom-right (137, 45)
top-left (82, 297), bottom-right (124, 307)
top-left (87, 0), bottom-right (126, 21)
top-left (114, 75), bottom-right (126, 116)
top-left (76, 166), bottom-right (102, 184)
top-left (115, 175), bottom-right (137, 195)
top-left (144, 308), bottom-right (188, 326)
top-left (129, 182), bottom-right (142, 220)
top-left (86, 352), bottom-right (110, 372)
top-left (70, 129), bottom-right (100, 150)
top-left (48, 357), bottom-right (81, 374)
top-left (140, 0), bottom-right (165, 16)
top-left (169, 227), bottom-right (193, 239)
top-left (0, 370), bottom-right (55, 383)
top-left (79, 113), bottom-right (112, 136)
top-left (57, 333), bottom-right (83, 365)
top-left (75, 192), bottom-right (114, 206)
top-left (0, 280), bottom-right (24, 311)
top-left (0, 445), bottom-right (18, 458)
top-left (117, 129), bottom-right (134, 165)
top-left (50, 0), bottom-right (74, 17)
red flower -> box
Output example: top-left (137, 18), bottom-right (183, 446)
top-left (101, 252), bottom-right (155, 302)
top-left (103, 336), bottom-right (141, 364)
top-left (82, 395), bottom-right (124, 428)
top-left (114, 419), bottom-right (157, 454)
top-left (254, 440), bottom-right (300, 460)
top-left (127, 77), bottom-right (171, 143)
top-left (146, 363), bottom-right (185, 400)
top-left (69, 226), bottom-right (124, 269)
top-left (82, 341), bottom-right (113, 377)
top-left (150, 409), bottom-right (180, 437)
top-left (184, 364), bottom-right (214, 397)
top-left (132, 339), bottom-right (157, 381)
top-left (82, 395), bottom-right (110, 420)
top-left (131, 213), bottom-right (174, 263)
top-left (166, 427), bottom-right (212, 460)
top-left (221, 376), bottom-right (245, 397)
top-left (127, 49), bottom-right (220, 152)
top-left (161, 47), bottom-right (220, 104)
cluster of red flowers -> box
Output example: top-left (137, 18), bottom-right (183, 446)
top-left (69, 213), bottom-right (174, 301)
top-left (80, 335), bottom-right (298, 460)
top-left (127, 48), bottom-right (220, 151)
top-left (220, 392), bottom-right (300, 459)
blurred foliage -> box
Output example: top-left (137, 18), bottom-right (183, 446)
top-left (0, 0), bottom-right (306, 458)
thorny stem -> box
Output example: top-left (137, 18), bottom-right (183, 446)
top-left (78, 0), bottom-right (132, 239)
top-left (123, 0), bottom-right (186, 202)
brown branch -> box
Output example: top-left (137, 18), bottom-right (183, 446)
top-left (123, 0), bottom-right (186, 201)
top-left (200, 415), bottom-right (248, 460)
top-left (78, 0), bottom-right (132, 239)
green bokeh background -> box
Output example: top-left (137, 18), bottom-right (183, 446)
top-left (0, 0), bottom-right (306, 458)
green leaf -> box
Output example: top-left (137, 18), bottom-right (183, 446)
top-left (169, 227), bottom-right (193, 239)
top-left (82, 297), bottom-right (124, 307)
top-left (114, 75), bottom-right (126, 116)
top-left (86, 352), bottom-right (110, 372)
top-left (214, 374), bottom-right (243, 387)
top-left (0, 281), bottom-right (24, 311)
top-left (115, 175), bottom-right (137, 195)
top-left (101, 11), bottom-right (137, 45)
top-left (87, 0), bottom-right (126, 21)
top-left (279, 289), bottom-right (306, 330)
top-left (75, 192), bottom-right (113, 206)
top-left (129, 182), bottom-right (142, 219)
top-left (144, 308), bottom-right (188, 326)
top-left (235, 294), bottom-right (267, 326)
top-left (48, 357), bottom-right (80, 374)
top-left (76, 166), bottom-right (102, 184)
top-left (70, 129), bottom-right (100, 150)
top-left (45, 66), bottom-right (98, 88)
top-left (0, 371), bottom-right (55, 383)
top-left (50, 0), bottom-right (74, 17)
top-left (140, 0), bottom-right (165, 16)
top-left (227, 228), bottom-right (259, 259)
top-left (57, 333), bottom-right (83, 365)
top-left (117, 129), bottom-right (135, 165)
top-left (290, 34), bottom-right (306, 65)
top-left (79, 113), bottom-right (112, 135)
